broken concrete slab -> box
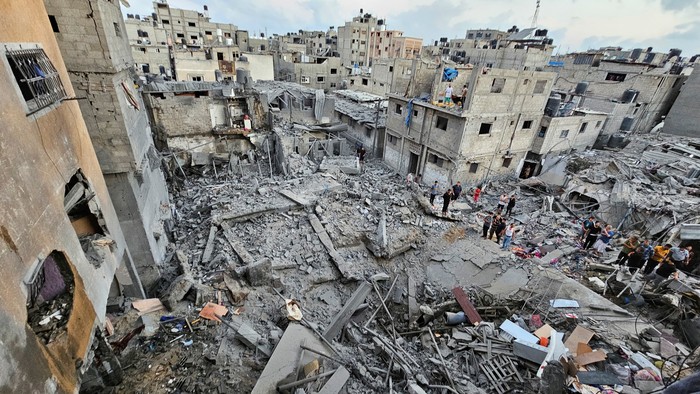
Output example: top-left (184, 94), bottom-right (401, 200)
top-left (308, 213), bottom-right (359, 280)
top-left (251, 323), bottom-right (333, 394)
top-left (279, 189), bottom-right (312, 206)
top-left (316, 366), bottom-right (350, 394)
top-left (513, 339), bottom-right (548, 364)
top-left (323, 281), bottom-right (373, 341)
top-left (222, 228), bottom-right (255, 265)
top-left (201, 225), bottom-right (218, 264)
top-left (246, 258), bottom-right (272, 287)
top-left (160, 274), bottom-right (194, 310)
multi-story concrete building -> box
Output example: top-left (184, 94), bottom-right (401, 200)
top-left (664, 69), bottom-right (700, 138)
top-left (546, 57), bottom-right (686, 137)
top-left (368, 29), bottom-right (422, 63)
top-left (295, 56), bottom-right (343, 91)
top-left (307, 28), bottom-right (338, 57)
top-left (1, 1), bottom-right (145, 391)
top-left (337, 11), bottom-right (381, 67)
top-left (383, 68), bottom-right (557, 185)
top-left (44, 0), bottom-right (171, 291)
top-left (123, 14), bottom-right (171, 77)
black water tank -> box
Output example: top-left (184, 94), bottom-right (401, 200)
top-left (608, 133), bottom-right (626, 148)
top-left (620, 116), bottom-right (634, 131)
top-left (621, 89), bottom-right (638, 104)
top-left (545, 95), bottom-right (561, 117)
top-left (575, 82), bottom-right (589, 95)
top-left (631, 48), bottom-right (642, 60)
top-left (669, 48), bottom-right (682, 58)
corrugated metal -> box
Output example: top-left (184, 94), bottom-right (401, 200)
top-left (680, 224), bottom-right (700, 240)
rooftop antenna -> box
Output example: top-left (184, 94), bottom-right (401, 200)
top-left (531, 0), bottom-right (540, 28)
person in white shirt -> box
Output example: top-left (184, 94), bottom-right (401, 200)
top-left (444, 85), bottom-right (453, 104)
top-left (502, 223), bottom-right (515, 250)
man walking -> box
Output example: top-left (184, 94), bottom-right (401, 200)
top-left (460, 84), bottom-right (468, 109)
top-left (616, 235), bottom-right (640, 266)
top-left (583, 221), bottom-right (601, 250)
top-left (644, 243), bottom-right (672, 275)
top-left (452, 181), bottom-right (462, 201)
top-left (580, 216), bottom-right (595, 242)
top-left (482, 214), bottom-right (492, 238)
top-left (442, 188), bottom-right (453, 217)
top-left (444, 84), bottom-right (453, 104)
top-left (494, 218), bottom-right (507, 244)
top-left (429, 181), bottom-right (439, 207)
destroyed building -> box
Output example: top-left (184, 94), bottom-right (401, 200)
top-left (664, 68), bottom-right (700, 138)
top-left (0, 1), bottom-right (146, 391)
top-left (44, 0), bottom-right (172, 292)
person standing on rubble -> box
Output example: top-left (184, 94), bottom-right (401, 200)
top-left (580, 216), bottom-right (595, 242)
top-left (460, 85), bottom-right (468, 109)
top-left (406, 173), bottom-right (414, 189)
top-left (494, 218), bottom-right (507, 244)
top-left (442, 188), bottom-right (453, 216)
top-left (506, 195), bottom-right (516, 217)
top-left (644, 243), bottom-right (672, 275)
top-left (488, 215), bottom-right (501, 240)
top-left (452, 181), bottom-right (462, 202)
top-left (616, 235), bottom-right (640, 266)
top-left (430, 181), bottom-right (439, 207)
top-left (482, 214), bottom-right (493, 238)
top-left (668, 245), bottom-right (691, 270)
top-left (473, 186), bottom-right (482, 203)
top-left (583, 221), bottom-right (601, 250)
top-left (593, 224), bottom-right (615, 255)
top-left (646, 258), bottom-right (679, 286)
top-left (641, 239), bottom-right (654, 266)
top-left (501, 223), bottom-right (515, 250)
top-left (497, 194), bottom-right (508, 212)
top-left (626, 246), bottom-right (646, 273)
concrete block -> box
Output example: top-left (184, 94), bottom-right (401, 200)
top-left (246, 258), bottom-right (272, 286)
top-left (160, 274), bottom-right (194, 310)
top-left (513, 339), bottom-right (548, 364)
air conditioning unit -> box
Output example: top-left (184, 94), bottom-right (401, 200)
top-left (301, 76), bottom-right (310, 84)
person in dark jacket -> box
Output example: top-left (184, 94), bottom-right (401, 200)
top-left (482, 214), bottom-right (492, 238)
top-left (584, 222), bottom-right (601, 249)
top-left (452, 181), bottom-right (462, 201)
top-left (506, 195), bottom-right (516, 216)
top-left (494, 219), bottom-right (507, 244)
top-left (442, 189), bottom-right (453, 216)
top-left (626, 246), bottom-right (645, 273)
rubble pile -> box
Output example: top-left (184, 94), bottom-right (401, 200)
top-left (104, 133), bottom-right (700, 393)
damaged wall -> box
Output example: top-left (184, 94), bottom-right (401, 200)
top-left (0, 1), bottom-right (139, 391)
top-left (45, 0), bottom-right (171, 291)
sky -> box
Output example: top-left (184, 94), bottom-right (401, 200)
top-left (122, 0), bottom-right (700, 56)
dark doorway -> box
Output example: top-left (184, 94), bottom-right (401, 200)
top-left (519, 161), bottom-right (537, 179)
top-left (408, 152), bottom-right (419, 174)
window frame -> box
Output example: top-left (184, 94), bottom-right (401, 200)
top-left (4, 45), bottom-right (67, 116)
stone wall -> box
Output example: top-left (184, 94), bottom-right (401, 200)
top-left (664, 69), bottom-right (700, 137)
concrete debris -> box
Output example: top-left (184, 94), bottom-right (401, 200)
top-left (107, 132), bottom-right (700, 393)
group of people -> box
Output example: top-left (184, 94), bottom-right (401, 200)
top-left (482, 212), bottom-right (517, 250)
top-left (428, 180), bottom-right (463, 216)
top-left (580, 216), bottom-right (695, 286)
top-left (443, 84), bottom-right (469, 109)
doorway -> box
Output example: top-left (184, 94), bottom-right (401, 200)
top-left (408, 152), bottom-right (419, 174)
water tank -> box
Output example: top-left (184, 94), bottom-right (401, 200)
top-left (214, 69), bottom-right (223, 82)
top-left (236, 69), bottom-right (253, 88)
top-left (575, 82), bottom-right (589, 95)
top-left (621, 89), bottom-right (638, 104)
top-left (545, 95), bottom-right (561, 117)
top-left (225, 38), bottom-right (234, 46)
top-left (238, 55), bottom-right (248, 62)
top-left (608, 133), bottom-right (626, 148)
top-left (669, 48), bottom-right (682, 58)
top-left (620, 116), bottom-right (634, 131)
top-left (631, 48), bottom-right (642, 60)
top-left (216, 28), bottom-right (223, 37)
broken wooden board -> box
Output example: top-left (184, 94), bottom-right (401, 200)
top-left (222, 228), bottom-right (254, 265)
top-left (199, 302), bottom-right (228, 321)
top-left (564, 325), bottom-right (595, 356)
top-left (452, 287), bottom-right (482, 325)
top-left (279, 189), bottom-right (312, 206)
top-left (574, 350), bottom-right (606, 366)
top-left (534, 324), bottom-right (554, 339)
top-left (308, 213), bottom-right (359, 280)
top-left (316, 366), bottom-right (351, 394)
top-left (323, 281), bottom-right (373, 341)
top-left (201, 225), bottom-right (218, 264)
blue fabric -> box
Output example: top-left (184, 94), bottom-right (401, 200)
top-left (405, 99), bottom-right (414, 128)
top-left (502, 236), bottom-right (512, 250)
top-left (600, 231), bottom-right (615, 244)
top-left (442, 68), bottom-right (458, 82)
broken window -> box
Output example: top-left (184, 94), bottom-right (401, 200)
top-left (365, 128), bottom-right (372, 138)
top-left (389, 66), bottom-right (394, 72)
top-left (190, 35), bottom-right (198, 41)
top-left (188, 22), bottom-right (196, 27)
top-left (538, 126), bottom-right (547, 137)
top-left (6, 47), bottom-right (67, 114)
top-left (394, 104), bottom-right (402, 115)
top-left (330, 82), bottom-right (337, 88)
top-left (113, 22), bottom-right (121, 37)
top-left (317, 75), bottom-right (325, 83)
top-left (502, 157), bottom-right (512, 168)
top-left (469, 163), bottom-right (479, 173)
top-left (560, 129), bottom-right (569, 138)
top-left (533, 80), bottom-right (547, 94)
top-left (217, 52), bottom-right (224, 61)
top-left (429, 154), bottom-right (444, 167)
top-left (491, 78), bottom-right (505, 93)
top-left (436, 116), bottom-right (448, 130)
top-left (362, 78), bottom-right (368, 86)
top-left (605, 72), bottom-right (626, 81)
top-left (330, 68), bottom-right (337, 74)
top-left (387, 134), bottom-right (398, 145)
top-left (176, 33), bottom-right (184, 38)
top-left (301, 76), bottom-right (310, 84)
top-left (191, 76), bottom-right (202, 81)
top-left (413, 109), bottom-right (419, 117)
top-left (25, 251), bottom-right (75, 344)
top-left (141, 64), bottom-right (150, 73)
top-left (162, 19), bottom-right (170, 24)
top-left (479, 123), bottom-right (492, 135)
top-left (139, 47), bottom-right (146, 53)
top-left (596, 120), bottom-right (602, 128)
top-left (579, 122), bottom-right (588, 133)
top-left (522, 120), bottom-right (533, 129)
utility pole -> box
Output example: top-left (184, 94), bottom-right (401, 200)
top-left (531, 0), bottom-right (541, 28)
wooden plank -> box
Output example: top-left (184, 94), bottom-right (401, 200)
top-left (316, 366), bottom-right (351, 394)
top-left (534, 324), bottom-right (554, 339)
top-left (201, 225), bottom-right (218, 264)
top-left (574, 350), bottom-right (606, 366)
top-left (222, 229), bottom-right (254, 265)
top-left (322, 281), bottom-right (373, 341)
top-left (452, 287), bottom-right (482, 325)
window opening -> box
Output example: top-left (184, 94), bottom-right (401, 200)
top-left (6, 48), bottom-right (67, 114)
